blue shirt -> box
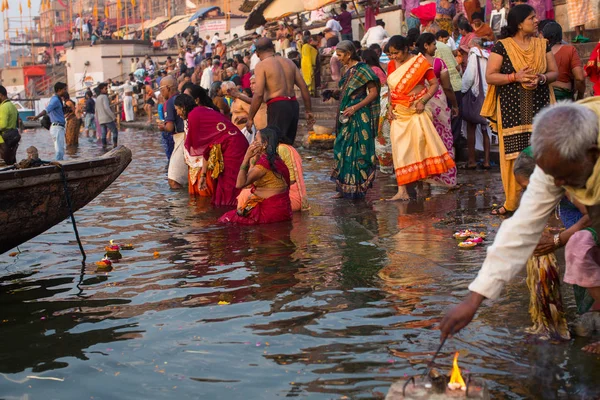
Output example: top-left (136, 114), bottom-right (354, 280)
top-left (46, 95), bottom-right (65, 124)
top-left (165, 94), bottom-right (184, 133)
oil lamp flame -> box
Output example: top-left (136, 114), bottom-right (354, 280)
top-left (448, 352), bottom-right (466, 391)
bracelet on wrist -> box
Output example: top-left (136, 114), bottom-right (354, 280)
top-left (240, 163), bottom-right (249, 171)
top-left (553, 233), bottom-right (562, 248)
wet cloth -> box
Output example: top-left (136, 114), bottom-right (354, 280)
top-left (331, 62), bottom-right (380, 199)
top-left (526, 253), bottom-right (571, 340)
top-left (278, 144), bottom-right (309, 211)
top-left (267, 97), bottom-right (299, 146)
top-left (184, 106), bottom-right (249, 206)
top-left (481, 38), bottom-right (554, 211)
top-left (387, 54), bottom-right (455, 186)
top-left (220, 155), bottom-right (292, 225)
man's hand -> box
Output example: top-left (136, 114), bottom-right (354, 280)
top-left (534, 231), bottom-right (557, 256)
top-left (245, 119), bottom-right (254, 133)
top-left (306, 111), bottom-right (315, 126)
top-left (439, 292), bottom-right (484, 340)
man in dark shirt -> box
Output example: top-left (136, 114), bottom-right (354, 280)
top-left (335, 3), bottom-right (353, 41)
top-left (83, 90), bottom-right (96, 139)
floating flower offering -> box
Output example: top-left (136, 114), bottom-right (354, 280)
top-left (458, 241), bottom-right (478, 249)
top-left (453, 229), bottom-right (475, 239)
top-left (121, 244), bottom-right (135, 250)
top-left (95, 257), bottom-right (112, 268)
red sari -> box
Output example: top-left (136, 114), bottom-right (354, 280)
top-left (185, 106), bottom-right (249, 207)
top-left (219, 155), bottom-right (292, 225)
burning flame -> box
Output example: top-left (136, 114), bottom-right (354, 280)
top-left (448, 352), bottom-right (466, 391)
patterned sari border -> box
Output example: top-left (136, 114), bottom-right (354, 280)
top-left (394, 153), bottom-right (455, 186)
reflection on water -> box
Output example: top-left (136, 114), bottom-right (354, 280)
top-left (0, 128), bottom-right (598, 399)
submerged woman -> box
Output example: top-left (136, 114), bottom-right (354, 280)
top-left (330, 40), bottom-right (380, 199)
top-left (237, 126), bottom-right (309, 212)
top-left (175, 93), bottom-right (249, 206)
top-left (481, 4), bottom-right (557, 216)
top-left (417, 32), bottom-right (458, 187)
top-left (386, 35), bottom-right (455, 201)
top-left (220, 127), bottom-right (293, 225)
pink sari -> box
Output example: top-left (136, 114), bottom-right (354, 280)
top-left (220, 155), bottom-right (292, 225)
top-left (427, 58), bottom-right (457, 187)
top-left (237, 144), bottom-right (308, 212)
top-left (185, 106), bottom-right (249, 206)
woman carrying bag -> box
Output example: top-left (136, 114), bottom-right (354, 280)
top-left (461, 37), bottom-right (491, 170)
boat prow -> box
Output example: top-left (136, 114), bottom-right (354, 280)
top-left (0, 146), bottom-right (133, 254)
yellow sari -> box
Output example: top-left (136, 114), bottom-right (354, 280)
top-left (388, 54), bottom-right (455, 186)
top-left (301, 43), bottom-right (318, 95)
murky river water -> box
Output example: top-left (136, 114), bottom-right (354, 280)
top-left (0, 128), bottom-right (598, 399)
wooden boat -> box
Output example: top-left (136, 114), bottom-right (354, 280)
top-left (0, 146), bottom-right (132, 254)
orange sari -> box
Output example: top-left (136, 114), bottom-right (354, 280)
top-left (387, 54), bottom-right (455, 186)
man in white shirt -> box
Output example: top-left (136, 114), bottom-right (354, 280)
top-left (211, 33), bottom-right (220, 45)
top-left (325, 17), bottom-right (343, 40)
top-left (360, 20), bottom-right (389, 48)
top-left (440, 98), bottom-right (600, 354)
top-left (200, 62), bottom-right (213, 91)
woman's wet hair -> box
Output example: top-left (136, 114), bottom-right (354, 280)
top-left (387, 35), bottom-right (409, 52)
top-left (542, 21), bottom-right (563, 47)
top-left (259, 126), bottom-right (283, 176)
top-left (500, 4), bottom-right (535, 38)
top-left (189, 84), bottom-right (219, 112)
top-left (336, 40), bottom-right (361, 61)
top-left (173, 93), bottom-right (197, 118)
top-left (513, 149), bottom-right (536, 179)
top-left (416, 32), bottom-right (436, 55)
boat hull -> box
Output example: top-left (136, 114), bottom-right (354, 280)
top-left (0, 146), bottom-right (132, 254)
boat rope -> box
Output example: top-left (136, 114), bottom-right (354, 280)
top-left (52, 162), bottom-right (87, 261)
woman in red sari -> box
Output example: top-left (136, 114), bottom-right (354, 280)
top-left (219, 127), bottom-right (292, 225)
top-left (176, 94), bottom-right (249, 207)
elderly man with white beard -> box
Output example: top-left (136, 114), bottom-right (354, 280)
top-left (440, 97), bottom-right (600, 354)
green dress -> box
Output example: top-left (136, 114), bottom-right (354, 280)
top-left (331, 62), bottom-right (381, 199)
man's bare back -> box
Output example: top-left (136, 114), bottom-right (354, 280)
top-left (255, 56), bottom-right (299, 101)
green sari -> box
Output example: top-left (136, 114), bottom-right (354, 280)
top-left (331, 62), bottom-right (381, 199)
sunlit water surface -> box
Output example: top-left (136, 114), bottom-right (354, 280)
top-left (0, 128), bottom-right (598, 399)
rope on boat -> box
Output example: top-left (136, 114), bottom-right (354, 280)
top-left (52, 162), bottom-right (87, 261)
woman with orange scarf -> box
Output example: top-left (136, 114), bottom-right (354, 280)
top-left (386, 35), bottom-right (456, 201)
top-left (481, 4), bottom-right (557, 216)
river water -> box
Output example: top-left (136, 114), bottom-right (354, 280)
top-left (0, 128), bottom-right (598, 399)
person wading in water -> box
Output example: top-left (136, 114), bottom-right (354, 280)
top-left (246, 37), bottom-right (315, 146)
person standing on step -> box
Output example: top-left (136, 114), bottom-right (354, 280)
top-left (246, 38), bottom-right (314, 146)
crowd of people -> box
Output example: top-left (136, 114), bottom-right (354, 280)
top-left (1, 0), bottom-right (599, 353)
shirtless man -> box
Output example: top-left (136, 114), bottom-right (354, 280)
top-left (246, 37), bottom-right (314, 146)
